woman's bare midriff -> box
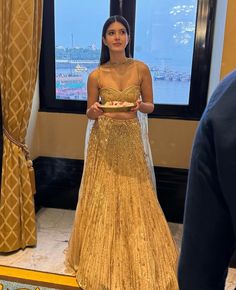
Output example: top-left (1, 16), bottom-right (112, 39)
top-left (103, 111), bottom-right (137, 120)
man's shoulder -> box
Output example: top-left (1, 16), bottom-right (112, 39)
top-left (204, 70), bottom-right (236, 116)
top-left (209, 70), bottom-right (236, 104)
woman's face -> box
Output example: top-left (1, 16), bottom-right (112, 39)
top-left (103, 21), bottom-right (129, 53)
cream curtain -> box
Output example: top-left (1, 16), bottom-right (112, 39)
top-left (0, 0), bottom-right (43, 252)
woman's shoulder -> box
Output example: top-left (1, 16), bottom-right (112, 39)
top-left (88, 67), bottom-right (100, 81)
top-left (87, 67), bottom-right (101, 87)
top-left (89, 67), bottom-right (100, 77)
top-left (133, 59), bottom-right (151, 73)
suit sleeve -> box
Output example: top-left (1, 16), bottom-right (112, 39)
top-left (178, 114), bottom-right (235, 290)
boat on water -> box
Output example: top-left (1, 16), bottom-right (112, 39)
top-left (75, 64), bottom-right (88, 73)
top-left (153, 70), bottom-right (190, 82)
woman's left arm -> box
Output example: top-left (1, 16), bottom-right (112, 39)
top-left (136, 62), bottom-right (154, 114)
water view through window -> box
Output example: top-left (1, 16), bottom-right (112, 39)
top-left (135, 0), bottom-right (197, 105)
top-left (55, 0), bottom-right (109, 101)
top-left (55, 0), bottom-right (197, 105)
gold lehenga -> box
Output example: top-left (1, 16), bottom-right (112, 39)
top-left (65, 116), bottom-right (179, 290)
top-left (65, 61), bottom-right (179, 289)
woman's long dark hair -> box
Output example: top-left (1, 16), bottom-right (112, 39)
top-left (99, 15), bottom-right (131, 65)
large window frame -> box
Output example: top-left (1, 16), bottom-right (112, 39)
top-left (39, 0), bottom-right (217, 120)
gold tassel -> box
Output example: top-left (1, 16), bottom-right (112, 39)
top-left (3, 127), bottom-right (36, 194)
top-left (27, 160), bottom-right (36, 195)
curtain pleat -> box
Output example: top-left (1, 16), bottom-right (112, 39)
top-left (0, 0), bottom-right (43, 252)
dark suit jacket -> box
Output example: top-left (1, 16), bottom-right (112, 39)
top-left (178, 70), bottom-right (236, 290)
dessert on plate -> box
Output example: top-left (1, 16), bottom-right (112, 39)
top-left (100, 101), bottom-right (135, 112)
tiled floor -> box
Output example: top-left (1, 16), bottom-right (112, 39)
top-left (0, 208), bottom-right (73, 274)
top-left (0, 208), bottom-right (235, 289)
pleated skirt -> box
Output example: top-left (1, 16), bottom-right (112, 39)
top-left (65, 115), bottom-right (179, 290)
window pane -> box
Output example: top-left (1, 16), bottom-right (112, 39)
top-left (55, 0), bottom-right (109, 100)
top-left (135, 0), bottom-right (197, 105)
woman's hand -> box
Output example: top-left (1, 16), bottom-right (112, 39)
top-left (131, 100), bottom-right (142, 112)
top-left (86, 102), bottom-right (104, 119)
top-left (131, 100), bottom-right (154, 114)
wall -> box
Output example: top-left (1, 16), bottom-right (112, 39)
top-left (27, 0), bottom-right (230, 168)
top-left (26, 78), bottom-right (40, 160)
top-left (207, 0), bottom-right (228, 97)
top-left (35, 113), bottom-right (197, 168)
top-left (220, 0), bottom-right (236, 78)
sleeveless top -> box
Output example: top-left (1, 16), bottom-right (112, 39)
top-left (97, 59), bottom-right (142, 105)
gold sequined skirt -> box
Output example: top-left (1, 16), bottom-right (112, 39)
top-left (65, 116), bottom-right (179, 290)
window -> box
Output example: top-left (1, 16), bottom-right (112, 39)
top-left (39, 0), bottom-right (109, 112)
top-left (55, 0), bottom-right (109, 101)
top-left (135, 1), bottom-right (197, 106)
top-left (39, 0), bottom-right (216, 119)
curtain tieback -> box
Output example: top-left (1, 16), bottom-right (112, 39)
top-left (3, 127), bottom-right (36, 194)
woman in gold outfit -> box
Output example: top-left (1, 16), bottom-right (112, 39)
top-left (65, 15), bottom-right (179, 290)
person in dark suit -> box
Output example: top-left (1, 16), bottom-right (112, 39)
top-left (178, 70), bottom-right (236, 290)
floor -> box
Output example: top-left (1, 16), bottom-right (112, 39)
top-left (0, 207), bottom-right (235, 289)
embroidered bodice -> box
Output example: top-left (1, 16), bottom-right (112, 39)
top-left (98, 59), bottom-right (141, 105)
top-left (99, 85), bottom-right (141, 104)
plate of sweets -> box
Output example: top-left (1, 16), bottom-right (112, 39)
top-left (100, 101), bottom-right (136, 112)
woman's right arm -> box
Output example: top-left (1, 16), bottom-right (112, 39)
top-left (86, 70), bottom-right (104, 120)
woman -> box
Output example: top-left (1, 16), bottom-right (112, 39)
top-left (65, 15), bottom-right (179, 290)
